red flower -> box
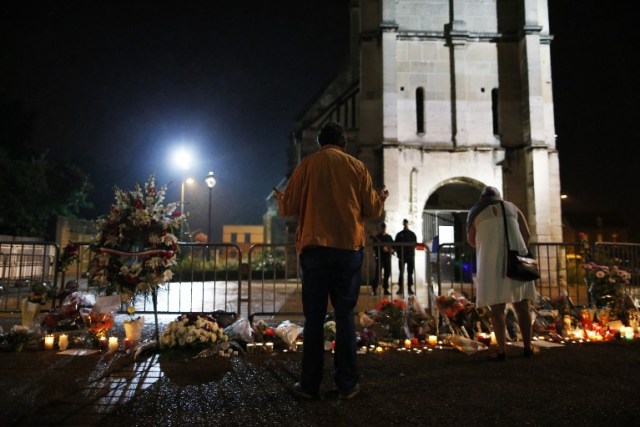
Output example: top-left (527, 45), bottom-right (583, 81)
top-left (265, 327), bottom-right (275, 336)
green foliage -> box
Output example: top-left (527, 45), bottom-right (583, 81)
top-left (0, 148), bottom-right (92, 238)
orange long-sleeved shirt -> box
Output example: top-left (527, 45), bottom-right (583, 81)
top-left (278, 145), bottom-right (384, 254)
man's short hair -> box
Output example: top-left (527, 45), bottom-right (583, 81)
top-left (317, 122), bottom-right (346, 147)
top-left (402, 219), bottom-right (409, 225)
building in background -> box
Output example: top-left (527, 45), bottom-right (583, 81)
top-left (266, 0), bottom-right (563, 285)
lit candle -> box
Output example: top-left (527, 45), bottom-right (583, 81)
top-left (265, 342), bottom-right (274, 353)
top-left (375, 346), bottom-right (383, 353)
top-left (295, 342), bottom-right (303, 352)
top-left (404, 339), bottom-right (412, 349)
top-left (428, 335), bottom-right (437, 346)
top-left (490, 332), bottom-right (497, 346)
top-left (255, 343), bottom-right (264, 353)
top-left (58, 334), bottom-right (69, 351)
top-left (123, 338), bottom-right (133, 351)
top-left (246, 343), bottom-right (255, 354)
top-left (44, 335), bottom-right (55, 350)
top-left (108, 336), bottom-right (119, 352)
top-left (624, 326), bottom-right (634, 340)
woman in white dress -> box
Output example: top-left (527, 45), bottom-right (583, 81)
top-left (466, 186), bottom-right (537, 360)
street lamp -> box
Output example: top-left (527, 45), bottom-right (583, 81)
top-left (205, 171), bottom-right (217, 241)
top-left (180, 177), bottom-right (194, 241)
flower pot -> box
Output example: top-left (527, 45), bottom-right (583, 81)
top-left (124, 316), bottom-right (145, 345)
top-left (21, 299), bottom-right (41, 327)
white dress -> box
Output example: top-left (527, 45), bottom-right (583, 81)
top-left (473, 202), bottom-right (537, 307)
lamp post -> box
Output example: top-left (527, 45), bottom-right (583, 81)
top-left (180, 177), bottom-right (194, 241)
top-left (205, 171), bottom-right (216, 241)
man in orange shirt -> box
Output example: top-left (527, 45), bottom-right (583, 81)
top-left (274, 122), bottom-right (388, 400)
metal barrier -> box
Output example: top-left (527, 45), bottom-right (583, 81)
top-left (2, 240), bottom-right (638, 317)
top-left (144, 242), bottom-right (243, 315)
top-left (0, 241), bottom-right (60, 311)
top-left (246, 243), bottom-right (300, 321)
top-left (245, 241), bottom-right (426, 321)
top-left (530, 243), bottom-right (587, 304)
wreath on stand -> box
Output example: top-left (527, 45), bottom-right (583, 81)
top-left (88, 174), bottom-right (185, 344)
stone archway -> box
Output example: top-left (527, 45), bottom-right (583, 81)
top-left (422, 178), bottom-right (485, 244)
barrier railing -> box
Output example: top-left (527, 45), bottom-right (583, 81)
top-left (0, 241), bottom-right (60, 312)
top-left (2, 240), bottom-right (638, 317)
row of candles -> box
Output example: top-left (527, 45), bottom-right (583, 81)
top-left (43, 334), bottom-right (134, 352)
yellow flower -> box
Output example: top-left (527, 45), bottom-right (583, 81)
top-left (127, 305), bottom-right (136, 316)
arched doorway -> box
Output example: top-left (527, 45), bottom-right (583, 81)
top-left (422, 178), bottom-right (484, 288)
top-left (423, 178), bottom-right (484, 244)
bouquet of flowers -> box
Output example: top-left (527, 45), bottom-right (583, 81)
top-left (324, 320), bottom-right (336, 342)
top-left (5, 325), bottom-right (31, 352)
top-left (584, 260), bottom-right (631, 308)
top-left (88, 174), bottom-right (185, 298)
top-left (26, 281), bottom-right (51, 305)
top-left (435, 292), bottom-right (467, 320)
top-left (372, 299), bottom-right (407, 339)
top-left (252, 320), bottom-right (276, 343)
top-left (160, 313), bottom-right (228, 349)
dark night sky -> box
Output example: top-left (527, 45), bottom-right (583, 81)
top-left (1, 1), bottom-right (638, 241)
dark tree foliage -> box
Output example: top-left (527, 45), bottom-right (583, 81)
top-left (0, 98), bottom-right (92, 238)
top-left (0, 148), bottom-right (93, 238)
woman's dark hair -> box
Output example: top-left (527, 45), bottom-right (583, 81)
top-left (317, 122), bottom-right (346, 147)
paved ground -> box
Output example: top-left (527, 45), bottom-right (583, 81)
top-left (1, 314), bottom-right (639, 426)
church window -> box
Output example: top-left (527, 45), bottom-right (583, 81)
top-left (491, 88), bottom-right (499, 135)
top-left (416, 87), bottom-right (425, 134)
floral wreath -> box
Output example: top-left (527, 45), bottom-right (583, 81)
top-left (88, 174), bottom-right (185, 298)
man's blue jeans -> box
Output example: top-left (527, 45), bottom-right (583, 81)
top-left (299, 246), bottom-right (362, 394)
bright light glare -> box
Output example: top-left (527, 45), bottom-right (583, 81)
top-left (185, 177), bottom-right (194, 185)
top-left (174, 147), bottom-right (192, 170)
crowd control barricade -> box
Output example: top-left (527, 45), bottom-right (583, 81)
top-left (530, 242), bottom-right (588, 306)
top-left (144, 242), bottom-right (243, 316)
top-left (435, 243), bottom-right (476, 301)
top-left (0, 241), bottom-right (59, 312)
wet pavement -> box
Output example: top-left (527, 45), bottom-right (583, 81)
top-left (1, 313), bottom-right (639, 426)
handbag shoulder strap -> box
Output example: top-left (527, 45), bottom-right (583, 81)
top-left (500, 201), bottom-right (511, 251)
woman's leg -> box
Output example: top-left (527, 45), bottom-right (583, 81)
top-left (513, 299), bottom-right (533, 355)
top-left (489, 303), bottom-right (507, 357)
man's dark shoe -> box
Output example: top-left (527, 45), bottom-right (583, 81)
top-left (338, 383), bottom-right (361, 400)
top-left (396, 289), bottom-right (404, 295)
top-left (408, 289), bottom-right (415, 295)
top-left (292, 382), bottom-right (319, 399)
top-left (383, 290), bottom-right (391, 296)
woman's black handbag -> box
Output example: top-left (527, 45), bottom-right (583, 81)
top-left (500, 202), bottom-right (540, 282)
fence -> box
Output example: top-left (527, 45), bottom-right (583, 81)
top-left (2, 240), bottom-right (639, 319)
top-left (0, 241), bottom-right (60, 311)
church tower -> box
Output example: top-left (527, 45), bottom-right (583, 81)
top-left (269, 0), bottom-right (562, 282)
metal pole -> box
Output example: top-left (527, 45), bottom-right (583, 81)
top-left (180, 180), bottom-right (185, 242)
top-left (208, 187), bottom-right (212, 242)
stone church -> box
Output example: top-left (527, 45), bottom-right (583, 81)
top-left (265, 0), bottom-right (562, 283)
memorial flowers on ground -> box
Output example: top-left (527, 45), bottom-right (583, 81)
top-left (584, 260), bottom-right (631, 308)
top-left (160, 313), bottom-right (228, 349)
top-left (372, 298), bottom-right (408, 339)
